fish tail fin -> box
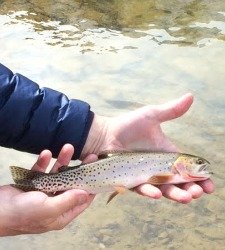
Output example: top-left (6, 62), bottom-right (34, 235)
top-left (10, 166), bottom-right (44, 192)
top-left (10, 183), bottom-right (38, 192)
top-left (10, 166), bottom-right (43, 182)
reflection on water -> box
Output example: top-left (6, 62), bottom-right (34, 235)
top-left (0, 0), bottom-right (225, 249)
top-left (1, 0), bottom-right (225, 49)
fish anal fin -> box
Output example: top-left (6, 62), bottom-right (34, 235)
top-left (107, 191), bottom-right (119, 204)
top-left (114, 185), bottom-right (126, 194)
top-left (107, 186), bottom-right (127, 204)
top-left (148, 173), bottom-right (174, 185)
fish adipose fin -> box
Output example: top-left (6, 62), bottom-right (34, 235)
top-left (107, 186), bottom-right (127, 204)
top-left (148, 173), bottom-right (174, 185)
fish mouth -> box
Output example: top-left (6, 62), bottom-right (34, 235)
top-left (189, 163), bottom-right (213, 179)
top-left (199, 164), bottom-right (207, 172)
top-left (188, 173), bottom-right (211, 179)
top-left (198, 163), bottom-right (213, 174)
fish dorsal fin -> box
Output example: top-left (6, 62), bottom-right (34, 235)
top-left (58, 164), bottom-right (82, 172)
top-left (10, 166), bottom-right (45, 183)
top-left (98, 150), bottom-right (128, 159)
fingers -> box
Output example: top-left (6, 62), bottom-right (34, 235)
top-left (159, 184), bottom-right (192, 204)
top-left (134, 184), bottom-right (162, 199)
top-left (82, 154), bottom-right (98, 164)
top-left (160, 180), bottom-right (213, 203)
top-left (50, 144), bottom-right (74, 173)
top-left (198, 179), bottom-right (215, 194)
top-left (157, 93), bottom-right (194, 122)
top-left (178, 182), bottom-right (203, 199)
top-left (31, 150), bottom-right (52, 172)
top-left (135, 179), bottom-right (214, 204)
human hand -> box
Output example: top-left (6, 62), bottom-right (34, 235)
top-left (82, 93), bottom-right (214, 203)
top-left (0, 144), bottom-right (95, 236)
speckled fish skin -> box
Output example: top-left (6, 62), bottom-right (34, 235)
top-left (10, 152), bottom-right (211, 194)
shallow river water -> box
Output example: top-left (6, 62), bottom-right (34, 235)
top-left (0, 1), bottom-right (225, 249)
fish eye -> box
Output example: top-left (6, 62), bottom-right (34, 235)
top-left (196, 158), bottom-right (204, 165)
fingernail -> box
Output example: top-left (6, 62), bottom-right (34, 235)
top-left (77, 194), bottom-right (87, 205)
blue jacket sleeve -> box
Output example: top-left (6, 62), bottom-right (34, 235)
top-left (0, 63), bottom-right (94, 159)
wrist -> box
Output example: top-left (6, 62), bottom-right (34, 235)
top-left (81, 114), bottom-right (109, 159)
top-left (0, 225), bottom-right (20, 237)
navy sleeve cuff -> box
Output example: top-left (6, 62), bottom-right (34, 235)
top-left (0, 63), bottom-right (94, 159)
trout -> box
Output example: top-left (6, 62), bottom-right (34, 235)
top-left (10, 152), bottom-right (211, 202)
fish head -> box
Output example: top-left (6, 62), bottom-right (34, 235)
top-left (172, 154), bottom-right (212, 181)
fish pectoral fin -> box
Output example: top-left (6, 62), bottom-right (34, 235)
top-left (107, 186), bottom-right (127, 204)
top-left (148, 173), bottom-right (174, 185)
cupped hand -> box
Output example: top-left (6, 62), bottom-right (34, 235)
top-left (82, 93), bottom-right (214, 203)
top-left (0, 144), bottom-right (95, 236)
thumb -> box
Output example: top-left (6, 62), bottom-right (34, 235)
top-left (45, 189), bottom-right (88, 217)
top-left (157, 93), bottom-right (194, 122)
top-left (56, 194), bottom-right (95, 228)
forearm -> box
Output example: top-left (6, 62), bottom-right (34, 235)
top-left (0, 63), bottom-right (94, 159)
